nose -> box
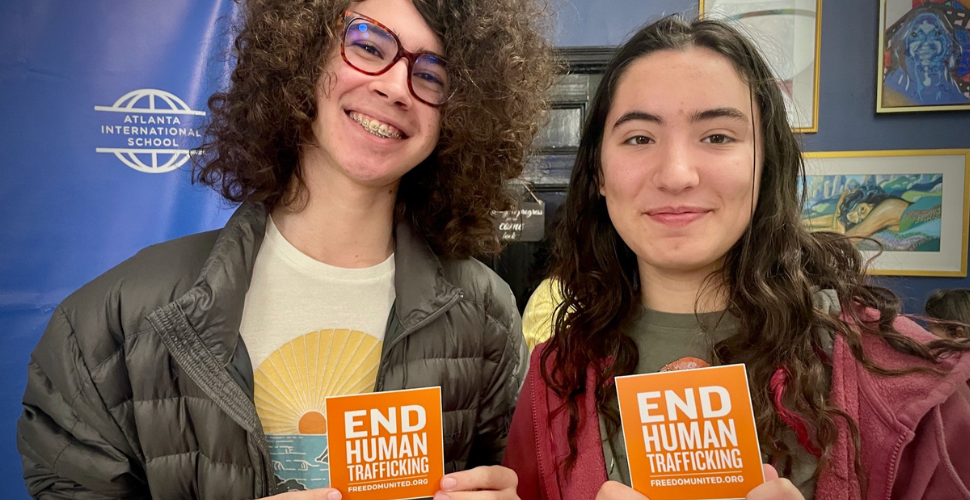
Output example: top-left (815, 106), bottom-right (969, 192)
top-left (370, 58), bottom-right (413, 107)
top-left (652, 138), bottom-right (699, 193)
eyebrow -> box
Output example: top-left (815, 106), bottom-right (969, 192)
top-left (689, 107), bottom-right (747, 123)
top-left (612, 111), bottom-right (663, 128)
top-left (611, 107), bottom-right (748, 129)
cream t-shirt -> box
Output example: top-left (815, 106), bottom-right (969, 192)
top-left (239, 216), bottom-right (395, 491)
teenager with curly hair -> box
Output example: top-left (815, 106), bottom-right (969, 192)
top-left (503, 16), bottom-right (970, 500)
top-left (17, 0), bottom-right (555, 498)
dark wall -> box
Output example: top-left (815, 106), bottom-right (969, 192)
top-left (510, 0), bottom-right (969, 314)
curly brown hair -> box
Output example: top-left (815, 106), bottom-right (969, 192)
top-left (194, 0), bottom-right (556, 258)
top-left (543, 15), bottom-right (970, 488)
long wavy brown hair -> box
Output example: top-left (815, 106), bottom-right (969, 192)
top-left (542, 15), bottom-right (970, 485)
top-left (194, 0), bottom-right (556, 258)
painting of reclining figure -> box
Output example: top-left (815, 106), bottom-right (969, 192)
top-left (802, 173), bottom-right (943, 251)
top-left (800, 150), bottom-right (969, 276)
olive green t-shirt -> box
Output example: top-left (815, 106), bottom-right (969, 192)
top-left (599, 307), bottom-right (819, 499)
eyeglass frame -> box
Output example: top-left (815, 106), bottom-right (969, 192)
top-left (338, 10), bottom-right (450, 107)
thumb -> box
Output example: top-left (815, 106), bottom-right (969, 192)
top-left (264, 488), bottom-right (342, 500)
top-left (306, 489), bottom-right (341, 500)
top-left (762, 463), bottom-right (779, 482)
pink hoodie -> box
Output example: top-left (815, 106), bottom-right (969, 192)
top-left (503, 312), bottom-right (970, 500)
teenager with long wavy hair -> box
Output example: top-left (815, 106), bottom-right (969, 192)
top-left (503, 15), bottom-right (970, 500)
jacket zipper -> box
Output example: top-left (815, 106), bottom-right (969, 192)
top-left (529, 371), bottom-right (553, 500)
top-left (149, 303), bottom-right (275, 497)
top-left (375, 291), bottom-right (463, 391)
top-left (881, 435), bottom-right (906, 500)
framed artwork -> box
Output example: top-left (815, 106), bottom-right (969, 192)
top-left (700, 0), bottom-right (822, 133)
top-left (877, 0), bottom-right (970, 113)
top-left (523, 47), bottom-right (615, 190)
top-left (800, 149), bottom-right (969, 276)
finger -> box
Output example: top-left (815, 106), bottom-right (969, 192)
top-left (595, 481), bottom-right (650, 500)
top-left (433, 489), bottom-right (518, 500)
top-left (439, 465), bottom-right (518, 492)
top-left (746, 478), bottom-right (802, 500)
top-left (263, 488), bottom-right (343, 500)
top-left (762, 463), bottom-right (779, 482)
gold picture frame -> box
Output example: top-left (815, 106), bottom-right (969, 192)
top-left (699, 0), bottom-right (823, 133)
top-left (801, 149), bottom-right (970, 277)
top-left (876, 1), bottom-right (970, 113)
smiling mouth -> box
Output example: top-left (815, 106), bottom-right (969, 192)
top-left (646, 207), bottom-right (711, 216)
top-left (645, 208), bottom-right (712, 227)
top-left (348, 111), bottom-right (404, 140)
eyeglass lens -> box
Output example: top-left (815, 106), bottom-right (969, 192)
top-left (343, 17), bottom-right (449, 105)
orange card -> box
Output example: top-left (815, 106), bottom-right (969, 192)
top-left (326, 387), bottom-right (445, 500)
top-left (615, 364), bottom-right (764, 500)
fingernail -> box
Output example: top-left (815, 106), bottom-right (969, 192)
top-left (434, 493), bottom-right (450, 500)
top-left (328, 491), bottom-right (342, 500)
top-left (441, 477), bottom-right (457, 490)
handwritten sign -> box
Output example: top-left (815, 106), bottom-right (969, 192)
top-left (326, 387), bottom-right (444, 500)
top-left (492, 201), bottom-right (545, 242)
top-left (615, 364), bottom-right (764, 500)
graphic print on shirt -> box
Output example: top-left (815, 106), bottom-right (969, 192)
top-left (660, 356), bottom-right (710, 372)
top-left (255, 329), bottom-right (383, 491)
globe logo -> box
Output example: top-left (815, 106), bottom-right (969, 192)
top-left (95, 89), bottom-right (206, 174)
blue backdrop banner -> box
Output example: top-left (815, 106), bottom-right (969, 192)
top-left (0, 2), bottom-right (238, 496)
top-left (3, 1), bottom-right (969, 498)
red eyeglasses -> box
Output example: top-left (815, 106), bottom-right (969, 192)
top-left (340, 11), bottom-right (450, 106)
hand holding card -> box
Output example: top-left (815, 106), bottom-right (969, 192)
top-left (326, 387), bottom-right (445, 500)
top-left (615, 364), bottom-right (765, 500)
top-left (593, 465), bottom-right (805, 500)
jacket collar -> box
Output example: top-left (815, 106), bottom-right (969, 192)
top-left (177, 203), bottom-right (460, 366)
top-left (178, 203), bottom-right (266, 366)
top-left (391, 220), bottom-right (462, 333)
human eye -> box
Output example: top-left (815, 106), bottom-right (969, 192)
top-left (413, 71), bottom-right (444, 86)
top-left (350, 41), bottom-right (384, 59)
top-left (413, 57), bottom-right (448, 89)
top-left (702, 133), bottom-right (736, 144)
top-left (623, 135), bottom-right (653, 145)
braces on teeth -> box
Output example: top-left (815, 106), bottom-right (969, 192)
top-left (351, 114), bottom-right (402, 139)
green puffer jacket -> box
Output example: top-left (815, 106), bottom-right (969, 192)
top-left (17, 203), bottom-right (527, 499)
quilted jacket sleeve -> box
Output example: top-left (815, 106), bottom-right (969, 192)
top-left (466, 288), bottom-right (528, 468)
top-left (17, 305), bottom-right (147, 499)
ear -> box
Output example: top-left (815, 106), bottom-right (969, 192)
top-left (597, 169), bottom-right (606, 197)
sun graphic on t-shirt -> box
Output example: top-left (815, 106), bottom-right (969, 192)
top-left (298, 411), bottom-right (328, 434)
top-left (254, 329), bottom-right (383, 435)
